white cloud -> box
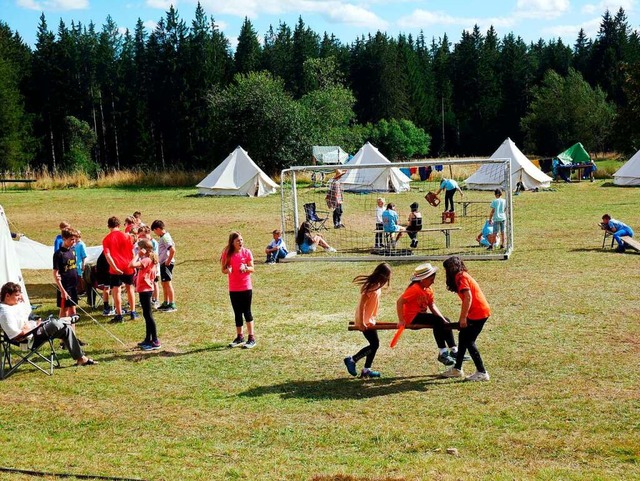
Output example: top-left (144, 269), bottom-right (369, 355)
top-left (145, 0), bottom-right (176, 9)
top-left (144, 19), bottom-right (158, 31)
top-left (542, 17), bottom-right (603, 39)
top-left (515, 0), bottom-right (570, 19)
top-left (17, 0), bottom-right (88, 10)
top-left (397, 10), bottom-right (515, 32)
top-left (582, 0), bottom-right (635, 15)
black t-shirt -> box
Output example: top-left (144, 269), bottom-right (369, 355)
top-left (53, 246), bottom-right (78, 288)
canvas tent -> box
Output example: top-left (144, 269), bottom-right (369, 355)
top-left (340, 142), bottom-right (411, 192)
top-left (556, 143), bottom-right (591, 165)
top-left (614, 150), bottom-right (640, 186)
top-left (465, 138), bottom-right (552, 191)
top-left (312, 146), bottom-right (349, 165)
top-left (0, 205), bottom-right (30, 306)
top-left (196, 146), bottom-right (278, 197)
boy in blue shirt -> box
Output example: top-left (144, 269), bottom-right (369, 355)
top-left (265, 229), bottom-right (288, 264)
top-left (488, 189), bottom-right (506, 250)
top-left (601, 214), bottom-right (634, 253)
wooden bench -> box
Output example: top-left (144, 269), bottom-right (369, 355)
top-left (620, 236), bottom-right (640, 252)
top-left (601, 228), bottom-right (615, 249)
top-left (0, 179), bottom-right (36, 192)
top-left (374, 226), bottom-right (461, 248)
top-left (348, 321), bottom-right (460, 331)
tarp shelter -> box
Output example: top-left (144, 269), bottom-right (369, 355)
top-left (0, 205), bottom-right (30, 306)
top-left (465, 138), bottom-right (552, 191)
top-left (614, 150), bottom-right (640, 186)
top-left (556, 143), bottom-right (591, 165)
top-left (196, 146), bottom-right (278, 197)
top-left (312, 146), bottom-right (349, 165)
top-left (340, 142), bottom-right (411, 192)
top-left (13, 236), bottom-right (102, 270)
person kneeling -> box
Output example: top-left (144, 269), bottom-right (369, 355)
top-left (0, 282), bottom-right (97, 366)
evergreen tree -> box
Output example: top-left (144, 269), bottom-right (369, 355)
top-left (234, 18), bottom-right (261, 74)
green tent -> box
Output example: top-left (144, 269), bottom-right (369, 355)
top-left (556, 143), bottom-right (591, 165)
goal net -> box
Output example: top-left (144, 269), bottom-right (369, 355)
top-left (280, 158), bottom-right (512, 261)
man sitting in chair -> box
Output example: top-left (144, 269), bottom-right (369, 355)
top-left (0, 282), bottom-right (97, 366)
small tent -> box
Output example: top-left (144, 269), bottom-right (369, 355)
top-left (340, 142), bottom-right (411, 192)
top-left (312, 146), bottom-right (349, 165)
top-left (0, 205), bottom-right (30, 306)
top-left (196, 146), bottom-right (278, 197)
top-left (556, 143), bottom-right (591, 165)
top-left (614, 150), bottom-right (640, 186)
top-left (465, 138), bottom-right (552, 191)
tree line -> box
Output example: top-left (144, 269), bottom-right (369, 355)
top-left (0, 3), bottom-right (639, 176)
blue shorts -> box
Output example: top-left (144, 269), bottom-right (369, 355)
top-left (299, 242), bottom-right (316, 254)
top-left (493, 220), bottom-right (505, 234)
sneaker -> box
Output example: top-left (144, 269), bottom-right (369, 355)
top-left (466, 371), bottom-right (490, 382)
top-left (109, 314), bottom-right (124, 324)
top-left (163, 303), bottom-right (177, 312)
top-left (487, 245), bottom-right (493, 251)
top-left (157, 302), bottom-right (169, 311)
top-left (361, 368), bottom-right (381, 378)
top-left (449, 350), bottom-right (471, 362)
top-left (441, 367), bottom-right (464, 378)
top-left (437, 352), bottom-right (455, 366)
top-left (137, 340), bottom-right (151, 348)
top-left (228, 336), bottom-right (245, 348)
top-left (139, 341), bottom-right (153, 350)
top-left (325, 247), bottom-right (337, 253)
top-left (243, 338), bottom-right (257, 349)
top-left (411, 239), bottom-right (418, 248)
top-left (343, 356), bottom-right (357, 376)
top-left (102, 307), bottom-right (115, 316)
top-left (142, 340), bottom-right (162, 351)
top-left (151, 340), bottom-right (162, 350)
top-left (130, 311), bottom-right (139, 320)
top-left (152, 299), bottom-right (160, 309)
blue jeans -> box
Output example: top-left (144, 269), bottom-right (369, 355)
top-left (613, 227), bottom-right (634, 247)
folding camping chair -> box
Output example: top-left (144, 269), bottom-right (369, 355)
top-left (303, 203), bottom-right (329, 231)
top-left (1, 317), bottom-right (60, 379)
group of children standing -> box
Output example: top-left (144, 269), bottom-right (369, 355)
top-left (345, 257), bottom-right (491, 382)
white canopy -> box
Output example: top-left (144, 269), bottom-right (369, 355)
top-left (341, 142), bottom-right (411, 192)
top-left (0, 205), bottom-right (30, 306)
top-left (196, 146), bottom-right (279, 197)
top-left (465, 138), bottom-right (552, 191)
top-left (312, 146), bottom-right (349, 165)
top-left (13, 236), bottom-right (102, 270)
top-left (614, 150), bottom-right (640, 186)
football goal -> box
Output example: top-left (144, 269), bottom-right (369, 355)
top-left (280, 158), bottom-right (513, 262)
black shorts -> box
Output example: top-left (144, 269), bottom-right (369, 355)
top-left (160, 263), bottom-right (174, 283)
top-left (57, 285), bottom-right (78, 308)
top-left (109, 273), bottom-right (134, 288)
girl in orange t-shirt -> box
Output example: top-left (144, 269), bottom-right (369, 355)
top-left (343, 262), bottom-right (391, 379)
top-left (441, 256), bottom-right (491, 382)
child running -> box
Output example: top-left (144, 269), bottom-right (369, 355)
top-left (343, 262), bottom-right (392, 379)
top-left (441, 256), bottom-right (491, 381)
top-left (221, 231), bottom-right (256, 349)
top-left (129, 239), bottom-right (161, 350)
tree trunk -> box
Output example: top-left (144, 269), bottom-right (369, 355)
top-left (111, 96), bottom-right (120, 170)
top-left (49, 118), bottom-right (57, 175)
top-left (99, 90), bottom-right (108, 168)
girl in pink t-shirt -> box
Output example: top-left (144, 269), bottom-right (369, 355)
top-left (221, 231), bottom-right (256, 349)
top-left (129, 239), bottom-right (160, 350)
top-left (343, 262), bottom-right (391, 378)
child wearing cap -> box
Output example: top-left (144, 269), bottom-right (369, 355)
top-left (441, 256), bottom-right (491, 382)
top-left (344, 262), bottom-right (392, 379)
top-left (396, 263), bottom-right (460, 367)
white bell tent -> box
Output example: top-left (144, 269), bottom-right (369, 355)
top-left (0, 205), bottom-right (30, 306)
top-left (613, 150), bottom-right (640, 186)
top-left (465, 138), bottom-right (552, 191)
top-left (340, 142), bottom-right (411, 192)
top-left (196, 146), bottom-right (279, 197)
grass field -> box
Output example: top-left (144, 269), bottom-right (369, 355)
top-left (0, 181), bottom-right (638, 481)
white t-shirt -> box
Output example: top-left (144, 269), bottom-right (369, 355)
top-left (375, 205), bottom-right (384, 224)
top-left (0, 302), bottom-right (35, 340)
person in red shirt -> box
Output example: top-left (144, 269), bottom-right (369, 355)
top-left (102, 216), bottom-right (136, 323)
top-left (441, 256), bottom-right (491, 382)
top-left (396, 263), bottom-right (460, 367)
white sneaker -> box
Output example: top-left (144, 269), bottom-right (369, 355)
top-left (325, 247), bottom-right (337, 253)
top-left (466, 371), bottom-right (490, 382)
top-left (441, 367), bottom-right (464, 378)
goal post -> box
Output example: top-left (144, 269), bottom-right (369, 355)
top-left (280, 158), bottom-right (513, 262)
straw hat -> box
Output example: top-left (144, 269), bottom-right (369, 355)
top-left (333, 169), bottom-right (347, 178)
top-left (410, 263), bottom-right (438, 282)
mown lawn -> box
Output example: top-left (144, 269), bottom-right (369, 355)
top-left (0, 181), bottom-right (638, 481)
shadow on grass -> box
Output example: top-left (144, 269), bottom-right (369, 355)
top-left (86, 343), bottom-right (228, 364)
top-left (238, 374), bottom-right (457, 400)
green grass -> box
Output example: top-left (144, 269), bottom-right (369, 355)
top-left (0, 181), bottom-right (638, 481)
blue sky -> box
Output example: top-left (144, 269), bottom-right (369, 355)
top-left (1, 0), bottom-right (638, 49)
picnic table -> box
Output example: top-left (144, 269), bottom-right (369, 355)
top-left (374, 226), bottom-right (461, 248)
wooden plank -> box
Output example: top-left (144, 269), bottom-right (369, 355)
top-left (621, 236), bottom-right (640, 252)
top-left (348, 321), bottom-right (459, 331)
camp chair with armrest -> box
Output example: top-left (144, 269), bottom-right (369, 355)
top-left (303, 202), bottom-right (329, 231)
top-left (1, 316), bottom-right (61, 380)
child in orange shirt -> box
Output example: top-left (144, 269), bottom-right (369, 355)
top-left (441, 256), bottom-right (491, 381)
top-left (343, 262), bottom-right (391, 378)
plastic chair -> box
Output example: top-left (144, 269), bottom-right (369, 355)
top-left (1, 317), bottom-right (60, 379)
top-left (303, 203), bottom-right (329, 231)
